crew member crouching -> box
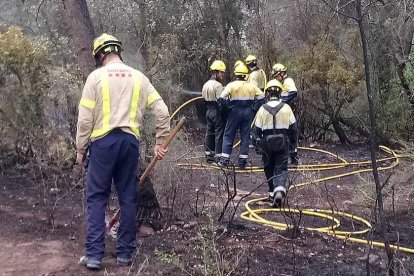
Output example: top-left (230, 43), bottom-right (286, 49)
top-left (253, 80), bottom-right (298, 207)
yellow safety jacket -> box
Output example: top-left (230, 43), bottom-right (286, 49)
top-left (219, 80), bottom-right (264, 102)
top-left (248, 68), bottom-right (267, 90)
top-left (281, 77), bottom-right (297, 96)
top-left (254, 99), bottom-right (296, 131)
top-left (76, 61), bottom-right (170, 154)
top-left (202, 78), bottom-right (224, 102)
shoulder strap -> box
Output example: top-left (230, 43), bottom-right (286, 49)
top-left (262, 102), bottom-right (285, 133)
top-left (262, 102), bottom-right (284, 116)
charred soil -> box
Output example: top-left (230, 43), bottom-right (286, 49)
top-left (0, 143), bottom-right (413, 275)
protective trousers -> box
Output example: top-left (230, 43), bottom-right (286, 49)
top-left (205, 107), bottom-right (225, 160)
top-left (262, 146), bottom-right (289, 194)
top-left (222, 105), bottom-right (253, 160)
top-left (86, 129), bottom-right (139, 261)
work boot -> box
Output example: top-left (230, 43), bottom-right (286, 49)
top-left (205, 155), bottom-right (215, 164)
top-left (214, 155), bottom-right (222, 164)
top-left (238, 158), bottom-right (247, 169)
top-left (272, 191), bottom-right (284, 208)
top-left (267, 192), bottom-right (274, 203)
top-left (218, 157), bottom-right (230, 168)
top-left (117, 257), bottom-right (132, 267)
top-left (79, 256), bottom-right (101, 270)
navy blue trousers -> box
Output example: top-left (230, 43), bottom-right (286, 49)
top-left (262, 147), bottom-right (289, 192)
top-left (205, 107), bottom-right (225, 157)
top-left (86, 130), bottom-right (139, 261)
top-left (222, 106), bottom-right (253, 159)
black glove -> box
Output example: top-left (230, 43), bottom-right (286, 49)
top-left (217, 97), bottom-right (226, 112)
top-left (251, 98), bottom-right (265, 113)
top-left (217, 97), bottom-right (231, 115)
top-left (254, 139), bottom-right (265, 155)
top-left (290, 151), bottom-right (299, 165)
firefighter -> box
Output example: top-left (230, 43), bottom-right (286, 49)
top-left (271, 63), bottom-right (299, 165)
top-left (271, 63), bottom-right (297, 105)
top-left (245, 55), bottom-right (267, 91)
top-left (76, 33), bottom-right (170, 270)
top-left (202, 60), bottom-right (226, 163)
top-left (253, 79), bottom-right (298, 207)
top-left (218, 63), bottom-right (265, 169)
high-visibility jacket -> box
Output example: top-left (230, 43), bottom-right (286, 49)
top-left (76, 61), bottom-right (170, 154)
top-left (247, 68), bottom-right (266, 90)
top-left (280, 77), bottom-right (298, 104)
top-left (254, 98), bottom-right (297, 144)
top-left (202, 78), bottom-right (224, 103)
top-left (219, 80), bottom-right (264, 103)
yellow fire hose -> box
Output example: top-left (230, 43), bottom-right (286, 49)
top-left (170, 96), bottom-right (204, 119)
top-left (172, 96), bottom-right (414, 254)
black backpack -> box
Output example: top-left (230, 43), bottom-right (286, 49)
top-left (260, 102), bottom-right (287, 153)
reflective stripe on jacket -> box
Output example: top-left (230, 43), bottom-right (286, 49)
top-left (254, 99), bottom-right (296, 130)
top-left (219, 80), bottom-right (264, 102)
top-left (281, 77), bottom-right (297, 97)
top-left (76, 61), bottom-right (170, 154)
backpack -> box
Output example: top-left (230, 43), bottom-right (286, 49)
top-left (260, 102), bottom-right (287, 153)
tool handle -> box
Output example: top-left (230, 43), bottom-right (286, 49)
top-left (106, 117), bottom-right (186, 231)
top-left (139, 117), bottom-right (186, 184)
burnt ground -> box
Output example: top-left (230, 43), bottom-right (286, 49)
top-left (0, 142), bottom-right (414, 275)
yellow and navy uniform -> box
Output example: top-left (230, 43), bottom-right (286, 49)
top-left (253, 97), bottom-right (298, 197)
top-left (76, 61), bottom-right (170, 154)
top-left (254, 99), bottom-right (296, 134)
top-left (202, 78), bottom-right (225, 160)
top-left (220, 80), bottom-right (264, 103)
top-left (248, 68), bottom-right (267, 90)
top-left (280, 77), bottom-right (298, 104)
top-left (219, 80), bottom-right (265, 166)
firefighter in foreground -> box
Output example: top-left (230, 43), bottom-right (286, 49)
top-left (202, 60), bottom-right (226, 163)
top-left (76, 33), bottom-right (170, 270)
top-left (218, 63), bottom-right (265, 168)
top-left (245, 55), bottom-right (266, 91)
top-left (253, 79), bottom-right (298, 207)
top-left (271, 63), bottom-right (299, 165)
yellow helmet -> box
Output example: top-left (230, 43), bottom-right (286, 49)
top-left (245, 55), bottom-right (257, 64)
top-left (271, 63), bottom-right (287, 76)
top-left (265, 79), bottom-right (284, 92)
top-left (210, 60), bottom-right (226, 72)
top-left (234, 63), bottom-right (249, 76)
top-left (234, 60), bottom-right (244, 69)
top-left (92, 33), bottom-right (122, 57)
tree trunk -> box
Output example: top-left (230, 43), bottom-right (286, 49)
top-left (356, 1), bottom-right (394, 274)
top-left (393, 11), bottom-right (414, 107)
top-left (319, 88), bottom-right (349, 144)
top-left (63, 0), bottom-right (96, 77)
